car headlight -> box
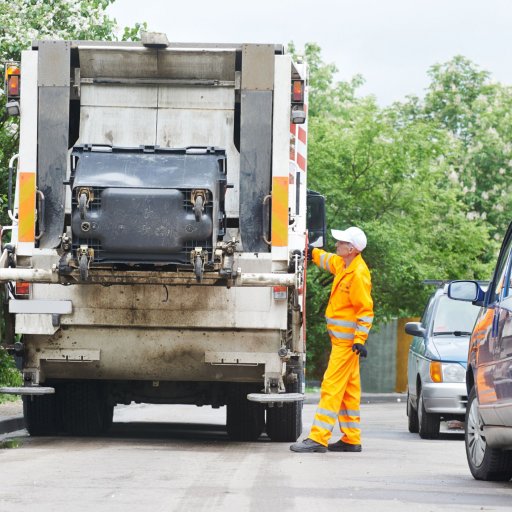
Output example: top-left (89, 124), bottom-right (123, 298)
top-left (429, 361), bottom-right (465, 383)
top-left (442, 363), bottom-right (466, 383)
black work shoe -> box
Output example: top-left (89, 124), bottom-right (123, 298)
top-left (327, 440), bottom-right (362, 452)
top-left (290, 438), bottom-right (327, 453)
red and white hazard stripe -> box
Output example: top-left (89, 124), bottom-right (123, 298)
top-left (290, 105), bottom-right (308, 173)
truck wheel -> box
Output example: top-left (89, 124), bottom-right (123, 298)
top-left (23, 393), bottom-right (59, 436)
top-left (266, 366), bottom-right (304, 442)
top-left (226, 384), bottom-right (265, 441)
top-left (61, 381), bottom-right (106, 436)
top-left (465, 386), bottom-right (512, 481)
top-left (418, 387), bottom-right (440, 439)
top-left (102, 403), bottom-right (115, 432)
top-left (407, 390), bottom-right (419, 434)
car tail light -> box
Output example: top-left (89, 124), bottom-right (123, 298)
top-left (15, 282), bottom-right (31, 297)
top-left (291, 79), bottom-right (304, 104)
top-left (5, 63), bottom-right (20, 98)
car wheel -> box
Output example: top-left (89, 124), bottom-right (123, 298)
top-left (407, 390), bottom-right (419, 434)
top-left (465, 386), bottom-right (512, 481)
top-left (418, 387), bottom-right (440, 439)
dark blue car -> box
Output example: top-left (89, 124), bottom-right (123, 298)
top-left (448, 223), bottom-right (512, 481)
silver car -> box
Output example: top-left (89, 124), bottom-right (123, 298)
top-left (405, 284), bottom-right (481, 439)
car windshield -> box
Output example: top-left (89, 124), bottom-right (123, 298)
top-left (432, 295), bottom-right (480, 335)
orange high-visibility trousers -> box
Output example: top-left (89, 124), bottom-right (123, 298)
top-left (308, 339), bottom-right (361, 447)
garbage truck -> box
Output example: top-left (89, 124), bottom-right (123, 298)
top-left (0, 33), bottom-right (326, 441)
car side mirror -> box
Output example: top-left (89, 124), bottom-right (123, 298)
top-left (307, 190), bottom-right (326, 249)
top-left (405, 322), bottom-right (426, 337)
top-left (448, 280), bottom-right (484, 303)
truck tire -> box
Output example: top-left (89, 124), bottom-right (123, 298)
top-left (418, 387), bottom-right (440, 439)
top-left (102, 403), bottom-right (114, 432)
top-left (61, 381), bottom-right (106, 436)
top-left (407, 390), bottom-right (419, 434)
top-left (465, 386), bottom-right (512, 481)
top-left (23, 393), bottom-right (59, 436)
top-left (226, 384), bottom-right (265, 441)
top-left (266, 366), bottom-right (304, 442)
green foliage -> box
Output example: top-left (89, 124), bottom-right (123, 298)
top-left (0, 346), bottom-right (21, 403)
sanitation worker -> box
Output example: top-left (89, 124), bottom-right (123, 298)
top-left (290, 226), bottom-right (373, 453)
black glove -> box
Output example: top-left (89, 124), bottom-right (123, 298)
top-left (352, 343), bottom-right (367, 358)
top-left (305, 245), bottom-right (314, 262)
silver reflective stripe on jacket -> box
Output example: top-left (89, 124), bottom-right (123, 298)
top-left (320, 253), bottom-right (333, 273)
top-left (327, 329), bottom-right (355, 340)
top-left (325, 316), bottom-right (357, 329)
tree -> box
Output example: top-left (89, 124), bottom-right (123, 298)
top-left (424, 56), bottom-right (512, 239)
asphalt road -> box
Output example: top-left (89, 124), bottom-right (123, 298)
top-left (1, 401), bottom-right (511, 511)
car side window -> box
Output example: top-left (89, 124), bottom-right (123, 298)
top-left (490, 234), bottom-right (512, 303)
top-left (506, 254), bottom-right (512, 298)
top-left (421, 295), bottom-right (436, 330)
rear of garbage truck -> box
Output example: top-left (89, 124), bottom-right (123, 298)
top-left (0, 34), bottom-right (325, 441)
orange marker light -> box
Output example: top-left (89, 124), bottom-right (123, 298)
top-left (429, 361), bottom-right (443, 383)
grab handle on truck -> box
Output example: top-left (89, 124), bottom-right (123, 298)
top-left (262, 194), bottom-right (271, 245)
top-left (35, 189), bottom-right (46, 240)
top-left (7, 154), bottom-right (18, 222)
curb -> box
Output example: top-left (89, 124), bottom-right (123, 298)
top-left (0, 416), bottom-right (25, 436)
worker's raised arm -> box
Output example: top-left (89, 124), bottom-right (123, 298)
top-left (311, 248), bottom-right (345, 275)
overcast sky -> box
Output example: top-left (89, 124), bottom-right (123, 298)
top-left (107, 0), bottom-right (512, 105)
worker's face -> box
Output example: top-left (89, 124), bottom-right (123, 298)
top-left (335, 240), bottom-right (355, 259)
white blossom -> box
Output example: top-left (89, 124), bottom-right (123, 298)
top-left (448, 169), bottom-right (458, 183)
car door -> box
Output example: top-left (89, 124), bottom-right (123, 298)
top-left (477, 226), bottom-right (512, 424)
top-left (493, 246), bottom-right (512, 426)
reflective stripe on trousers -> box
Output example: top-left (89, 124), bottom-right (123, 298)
top-left (309, 340), bottom-right (361, 446)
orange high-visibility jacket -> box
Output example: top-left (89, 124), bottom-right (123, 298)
top-left (312, 249), bottom-right (374, 345)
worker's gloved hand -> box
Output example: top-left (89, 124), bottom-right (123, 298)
top-left (352, 343), bottom-right (367, 358)
top-left (305, 245), bottom-right (314, 262)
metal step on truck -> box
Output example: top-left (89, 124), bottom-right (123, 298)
top-left (0, 33), bottom-right (326, 441)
